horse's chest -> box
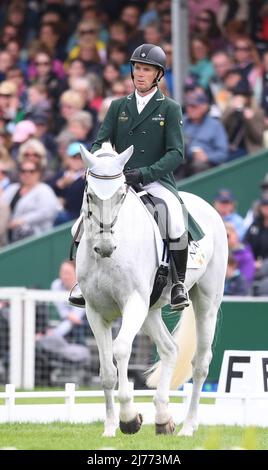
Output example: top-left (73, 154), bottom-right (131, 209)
top-left (80, 264), bottom-right (132, 311)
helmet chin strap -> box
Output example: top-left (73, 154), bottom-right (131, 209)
top-left (131, 67), bottom-right (163, 93)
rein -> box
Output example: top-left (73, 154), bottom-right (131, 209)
top-left (84, 169), bottom-right (128, 234)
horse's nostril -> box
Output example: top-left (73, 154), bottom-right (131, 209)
top-left (94, 246), bottom-right (100, 253)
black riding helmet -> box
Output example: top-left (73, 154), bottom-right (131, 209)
top-left (130, 44), bottom-right (166, 89)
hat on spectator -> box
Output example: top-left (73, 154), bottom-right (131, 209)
top-left (67, 142), bottom-right (82, 157)
top-left (0, 80), bottom-right (17, 96)
top-left (12, 120), bottom-right (37, 143)
top-left (185, 90), bottom-right (209, 106)
top-left (214, 189), bottom-right (236, 203)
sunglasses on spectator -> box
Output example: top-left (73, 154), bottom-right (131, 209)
top-left (35, 61), bottom-right (51, 66)
top-left (79, 29), bottom-right (97, 35)
top-left (23, 152), bottom-right (41, 158)
top-left (0, 93), bottom-right (12, 97)
top-left (20, 168), bottom-right (37, 174)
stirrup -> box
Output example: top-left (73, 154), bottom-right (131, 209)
top-left (68, 284), bottom-right (85, 308)
top-left (170, 281), bottom-right (189, 311)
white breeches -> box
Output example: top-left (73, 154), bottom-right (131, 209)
top-left (143, 182), bottom-right (185, 239)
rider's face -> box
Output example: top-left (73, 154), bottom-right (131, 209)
top-left (133, 62), bottom-right (158, 95)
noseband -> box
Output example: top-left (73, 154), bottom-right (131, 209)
top-left (84, 169), bottom-right (128, 234)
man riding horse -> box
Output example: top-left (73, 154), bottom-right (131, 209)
top-left (70, 43), bottom-right (189, 311)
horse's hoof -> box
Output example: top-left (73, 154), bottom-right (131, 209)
top-left (119, 413), bottom-right (143, 434)
top-left (155, 418), bottom-right (176, 435)
top-left (178, 422), bottom-right (197, 437)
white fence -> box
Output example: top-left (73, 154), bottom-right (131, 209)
top-left (0, 288), bottom-right (152, 389)
top-left (1, 382), bottom-right (268, 426)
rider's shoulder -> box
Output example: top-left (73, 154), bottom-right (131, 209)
top-left (164, 95), bottom-right (182, 113)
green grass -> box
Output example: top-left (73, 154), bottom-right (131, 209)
top-left (0, 424), bottom-right (267, 450)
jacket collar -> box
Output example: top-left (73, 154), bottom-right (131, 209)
top-left (126, 88), bottom-right (165, 130)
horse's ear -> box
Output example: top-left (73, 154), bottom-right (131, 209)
top-left (80, 144), bottom-right (98, 169)
top-left (118, 145), bottom-right (134, 168)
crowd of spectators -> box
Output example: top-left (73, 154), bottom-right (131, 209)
top-left (0, 0), bottom-right (268, 296)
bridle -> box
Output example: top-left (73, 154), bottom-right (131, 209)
top-left (84, 169), bottom-right (128, 234)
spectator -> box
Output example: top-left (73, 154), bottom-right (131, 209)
top-left (1, 160), bottom-right (60, 242)
top-left (119, 3), bottom-right (144, 53)
top-left (232, 35), bottom-right (262, 99)
top-left (193, 8), bottom-right (226, 52)
top-left (244, 196), bottom-right (268, 263)
top-left (28, 48), bottom-right (65, 110)
top-left (49, 142), bottom-right (85, 226)
top-left (244, 172), bottom-right (268, 230)
top-left (188, 35), bottom-right (214, 89)
top-left (16, 138), bottom-right (56, 179)
top-left (221, 78), bottom-right (265, 161)
top-left (189, 0), bottom-right (221, 32)
top-left (53, 89), bottom-right (85, 135)
top-left (67, 110), bottom-right (95, 147)
top-left (224, 255), bottom-right (250, 295)
top-left (0, 80), bottom-right (20, 124)
top-left (213, 189), bottom-right (246, 240)
top-left (50, 260), bottom-right (88, 343)
top-left (102, 61), bottom-right (121, 97)
top-left (208, 50), bottom-right (234, 116)
top-left (225, 221), bottom-right (255, 287)
top-left (67, 18), bottom-right (106, 65)
top-left (0, 50), bottom-right (13, 81)
top-left (181, 89), bottom-right (228, 176)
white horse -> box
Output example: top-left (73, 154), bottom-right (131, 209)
top-left (76, 142), bottom-right (228, 437)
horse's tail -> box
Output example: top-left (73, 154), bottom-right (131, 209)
top-left (146, 302), bottom-right (196, 389)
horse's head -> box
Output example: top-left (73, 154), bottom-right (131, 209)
top-left (80, 142), bottom-right (134, 258)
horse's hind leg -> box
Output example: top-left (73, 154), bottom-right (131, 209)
top-left (143, 308), bottom-right (177, 434)
top-left (86, 306), bottom-right (118, 437)
top-left (178, 286), bottom-right (219, 437)
top-left (113, 292), bottom-right (148, 434)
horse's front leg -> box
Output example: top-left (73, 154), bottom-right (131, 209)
top-left (86, 306), bottom-right (118, 437)
top-left (143, 308), bottom-right (177, 434)
top-left (113, 291), bottom-right (148, 434)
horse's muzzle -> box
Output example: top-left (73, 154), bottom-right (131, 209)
top-left (94, 243), bottom-right (117, 258)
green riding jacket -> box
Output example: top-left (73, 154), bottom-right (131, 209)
top-left (91, 89), bottom-right (204, 241)
top-left (91, 89), bottom-right (183, 195)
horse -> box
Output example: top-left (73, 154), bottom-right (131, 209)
top-left (75, 142), bottom-right (228, 437)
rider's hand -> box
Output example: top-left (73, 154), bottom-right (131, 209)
top-left (124, 168), bottom-right (143, 185)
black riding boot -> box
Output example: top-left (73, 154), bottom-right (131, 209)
top-left (169, 232), bottom-right (189, 311)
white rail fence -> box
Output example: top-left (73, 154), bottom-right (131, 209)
top-left (0, 288), bottom-right (69, 388)
top-left (0, 288), bottom-right (152, 389)
top-left (1, 382), bottom-right (268, 426)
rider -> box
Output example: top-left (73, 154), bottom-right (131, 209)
top-left (69, 43), bottom-right (189, 311)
